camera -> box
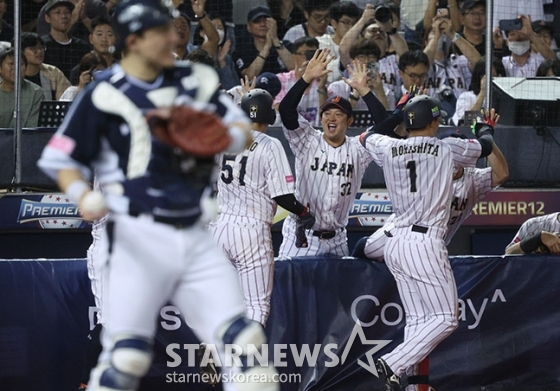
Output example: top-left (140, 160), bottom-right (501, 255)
top-left (374, 5), bottom-right (392, 24)
top-left (438, 85), bottom-right (455, 102)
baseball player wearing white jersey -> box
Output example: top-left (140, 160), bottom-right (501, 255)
top-left (505, 212), bottom-right (560, 254)
top-left (355, 127), bottom-right (509, 261)
top-left (360, 95), bottom-right (496, 390)
top-left (211, 89), bottom-right (315, 325)
top-left (37, 1), bottom-right (279, 390)
top-left (277, 52), bottom-right (406, 257)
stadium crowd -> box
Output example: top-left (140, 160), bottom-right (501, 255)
top-left (0, 0), bottom-right (559, 128)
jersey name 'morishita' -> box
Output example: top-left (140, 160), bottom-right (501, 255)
top-left (392, 142), bottom-right (440, 157)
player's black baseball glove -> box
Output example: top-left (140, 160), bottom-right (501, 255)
top-left (295, 207), bottom-right (316, 248)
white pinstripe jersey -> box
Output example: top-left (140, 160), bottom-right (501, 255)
top-left (424, 56), bottom-right (471, 100)
top-left (283, 118), bottom-right (374, 230)
top-left (364, 134), bottom-right (481, 229)
top-left (445, 167), bottom-right (492, 244)
top-left (216, 130), bottom-right (295, 224)
top-left (505, 212), bottom-right (560, 251)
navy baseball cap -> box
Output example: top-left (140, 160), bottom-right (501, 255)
top-left (45, 0), bottom-right (75, 13)
top-left (247, 6), bottom-right (272, 22)
top-left (255, 72), bottom-right (281, 98)
top-left (461, 0), bottom-right (485, 13)
top-left (403, 95), bottom-right (447, 130)
top-left (320, 96), bottom-right (353, 118)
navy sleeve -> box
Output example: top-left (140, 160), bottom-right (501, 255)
top-left (278, 77), bottom-right (310, 130)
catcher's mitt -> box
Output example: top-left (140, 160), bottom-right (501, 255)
top-left (146, 105), bottom-right (231, 157)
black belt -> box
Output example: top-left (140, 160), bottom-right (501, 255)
top-left (312, 230), bottom-right (336, 239)
top-left (411, 224), bottom-right (428, 234)
top-left (129, 208), bottom-right (195, 229)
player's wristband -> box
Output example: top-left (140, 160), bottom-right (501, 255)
top-left (66, 179), bottom-right (90, 205)
top-left (519, 233), bottom-right (544, 254)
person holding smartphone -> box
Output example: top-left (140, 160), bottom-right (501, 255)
top-left (326, 39), bottom-right (394, 110)
top-left (59, 52), bottom-right (108, 101)
top-left (272, 36), bottom-right (324, 125)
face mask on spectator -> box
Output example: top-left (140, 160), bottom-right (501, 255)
top-left (204, 29), bottom-right (225, 45)
top-left (508, 40), bottom-right (530, 55)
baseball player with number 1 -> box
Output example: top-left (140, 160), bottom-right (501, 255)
top-left (37, 0), bottom-right (279, 390)
top-left (360, 95), bottom-right (496, 390)
top-left (210, 88), bottom-right (315, 326)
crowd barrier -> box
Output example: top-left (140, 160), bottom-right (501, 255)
top-left (1, 126), bottom-right (559, 189)
top-left (1, 256), bottom-right (560, 391)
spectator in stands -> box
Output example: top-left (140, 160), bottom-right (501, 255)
top-left (41, 0), bottom-right (92, 80)
top-left (423, 17), bottom-right (482, 121)
top-left (397, 49), bottom-right (429, 98)
top-left (0, 48), bottom-right (45, 128)
top-left (233, 5), bottom-right (294, 79)
top-left (317, 1), bottom-right (361, 84)
top-left (505, 212), bottom-right (560, 255)
top-left (400, 0), bottom-right (430, 44)
top-left (193, 13), bottom-right (238, 90)
top-left (339, 3), bottom-right (408, 99)
top-left (493, 0), bottom-right (545, 32)
top-left (536, 58), bottom-right (560, 76)
top-left (283, 0), bottom-right (334, 43)
top-left (451, 57), bottom-right (506, 126)
top-left (500, 15), bottom-right (557, 77)
top-left (37, 0), bottom-right (110, 42)
top-left (532, 20), bottom-right (559, 57)
top-left (267, 0), bottom-right (307, 39)
top-left (60, 52), bottom-right (107, 101)
top-left (453, 0), bottom-right (487, 56)
top-left (174, 13), bottom-right (193, 60)
top-left (69, 16), bottom-right (116, 85)
top-left (188, 0), bottom-right (221, 56)
top-left (20, 0), bottom-right (48, 33)
top-left (273, 37), bottom-right (322, 125)
top-left (327, 39), bottom-right (394, 110)
top-left (21, 32), bottom-right (71, 100)
top-left (0, 0), bottom-right (14, 44)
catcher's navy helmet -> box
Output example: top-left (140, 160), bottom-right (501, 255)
top-left (112, 0), bottom-right (179, 51)
top-left (241, 89), bottom-right (277, 125)
top-left (403, 95), bottom-right (448, 130)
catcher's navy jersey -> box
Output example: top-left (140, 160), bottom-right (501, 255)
top-left (39, 62), bottom-right (249, 225)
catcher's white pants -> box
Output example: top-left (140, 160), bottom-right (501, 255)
top-left (278, 214), bottom-right (348, 257)
top-left (210, 214), bottom-right (274, 326)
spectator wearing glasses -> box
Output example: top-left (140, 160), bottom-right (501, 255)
top-left (41, 0), bottom-right (92, 80)
top-left (317, 1), bottom-right (361, 83)
top-left (233, 5), bottom-right (294, 79)
top-left (20, 32), bottom-right (71, 101)
top-left (532, 20), bottom-right (559, 58)
top-left (273, 37), bottom-right (322, 125)
top-left (267, 0), bottom-right (307, 39)
top-left (499, 15), bottom-right (557, 77)
top-left (397, 49), bottom-right (429, 99)
top-left (326, 39), bottom-right (394, 110)
top-left (0, 48), bottom-right (44, 128)
top-left (283, 0), bottom-right (335, 44)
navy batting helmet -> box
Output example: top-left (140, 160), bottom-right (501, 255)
top-left (403, 95), bottom-right (448, 130)
top-left (241, 89), bottom-right (277, 125)
top-left (112, 0), bottom-right (178, 51)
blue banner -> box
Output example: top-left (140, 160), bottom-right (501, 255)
top-left (1, 256), bottom-right (560, 391)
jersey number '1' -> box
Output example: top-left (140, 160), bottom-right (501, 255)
top-left (406, 160), bottom-right (417, 193)
top-left (221, 154), bottom-right (248, 186)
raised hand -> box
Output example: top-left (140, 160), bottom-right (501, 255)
top-left (342, 60), bottom-right (369, 96)
top-left (480, 107), bottom-right (499, 127)
top-left (218, 40), bottom-right (231, 64)
top-left (240, 75), bottom-right (256, 95)
top-left (302, 49), bottom-right (333, 83)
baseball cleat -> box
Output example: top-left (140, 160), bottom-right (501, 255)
top-left (199, 343), bottom-right (219, 387)
top-left (376, 358), bottom-right (401, 391)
